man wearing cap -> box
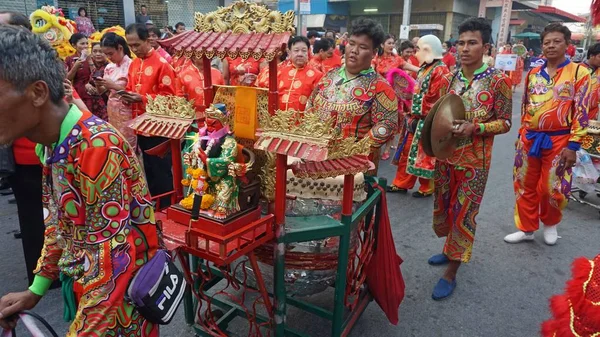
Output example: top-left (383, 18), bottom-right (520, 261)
top-left (388, 35), bottom-right (449, 198)
top-left (429, 17), bottom-right (512, 300)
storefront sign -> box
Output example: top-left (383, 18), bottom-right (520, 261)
top-left (497, 0), bottom-right (513, 47)
top-left (495, 54), bottom-right (518, 71)
top-left (300, 0), bottom-right (311, 15)
top-left (409, 24), bottom-right (443, 31)
top-left (399, 25), bottom-right (409, 40)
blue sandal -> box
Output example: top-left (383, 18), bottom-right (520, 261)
top-left (428, 253), bottom-right (449, 265)
top-left (432, 278), bottom-right (457, 301)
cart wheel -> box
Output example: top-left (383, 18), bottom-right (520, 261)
top-left (579, 191), bottom-right (588, 199)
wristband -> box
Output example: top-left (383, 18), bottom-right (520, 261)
top-left (478, 123), bottom-right (485, 135)
top-left (28, 275), bottom-right (53, 297)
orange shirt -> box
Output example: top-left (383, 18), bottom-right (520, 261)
top-left (522, 60), bottom-right (590, 143)
top-left (126, 49), bottom-right (176, 117)
top-left (176, 63), bottom-right (224, 115)
top-left (226, 57), bottom-right (262, 86)
top-left (309, 55), bottom-right (341, 75)
top-left (256, 62), bottom-right (323, 112)
top-left (372, 54), bottom-right (405, 78)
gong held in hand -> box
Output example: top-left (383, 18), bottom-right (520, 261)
top-left (421, 93), bottom-right (466, 159)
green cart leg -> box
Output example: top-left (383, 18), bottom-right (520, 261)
top-left (182, 253), bottom-right (195, 325)
top-left (274, 237), bottom-right (287, 336)
top-left (332, 229), bottom-right (351, 337)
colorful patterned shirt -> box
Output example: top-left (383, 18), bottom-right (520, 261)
top-left (522, 59), bottom-right (590, 146)
top-left (444, 64), bottom-right (513, 169)
top-left (256, 62), bottom-right (323, 112)
top-left (33, 106), bottom-right (159, 335)
top-left (306, 66), bottom-right (398, 147)
top-left (581, 61), bottom-right (599, 121)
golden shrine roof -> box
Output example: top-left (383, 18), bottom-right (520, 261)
top-left (159, 1), bottom-right (294, 61)
top-left (159, 30), bottom-right (290, 61)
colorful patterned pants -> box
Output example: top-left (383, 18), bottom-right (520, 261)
top-left (433, 162), bottom-right (489, 263)
top-left (71, 283), bottom-right (159, 337)
top-left (392, 133), bottom-right (434, 194)
top-left (513, 133), bottom-right (572, 232)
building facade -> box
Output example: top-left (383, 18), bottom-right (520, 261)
top-left (348, 0), bottom-right (480, 41)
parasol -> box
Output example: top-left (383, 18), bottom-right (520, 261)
top-left (513, 32), bottom-right (540, 39)
top-left (421, 93), bottom-right (466, 159)
top-left (512, 44), bottom-right (527, 57)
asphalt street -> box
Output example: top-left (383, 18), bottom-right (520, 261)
top-left (0, 87), bottom-right (599, 336)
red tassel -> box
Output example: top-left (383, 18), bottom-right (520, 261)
top-left (592, 0), bottom-right (600, 26)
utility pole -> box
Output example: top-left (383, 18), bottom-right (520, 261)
top-left (402, 0), bottom-right (412, 26)
top-left (295, 0), bottom-right (303, 36)
top-left (583, 14), bottom-right (592, 51)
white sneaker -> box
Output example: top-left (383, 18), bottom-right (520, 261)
top-left (504, 231), bottom-right (535, 243)
top-left (543, 225), bottom-right (558, 246)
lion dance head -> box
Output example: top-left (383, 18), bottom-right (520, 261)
top-left (30, 6), bottom-right (77, 60)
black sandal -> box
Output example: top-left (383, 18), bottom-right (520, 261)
top-left (387, 185), bottom-right (408, 194)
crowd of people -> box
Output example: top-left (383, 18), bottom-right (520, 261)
top-left (0, 4), bottom-right (598, 336)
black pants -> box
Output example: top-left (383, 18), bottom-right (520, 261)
top-left (138, 135), bottom-right (174, 208)
top-left (8, 164), bottom-right (45, 285)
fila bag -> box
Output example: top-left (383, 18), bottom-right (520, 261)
top-left (126, 226), bottom-right (186, 325)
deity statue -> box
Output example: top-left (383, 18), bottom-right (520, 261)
top-left (180, 104), bottom-right (242, 219)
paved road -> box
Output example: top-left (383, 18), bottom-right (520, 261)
top-left (1, 88), bottom-right (599, 336)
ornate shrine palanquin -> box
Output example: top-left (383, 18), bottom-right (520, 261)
top-left (581, 134), bottom-right (600, 156)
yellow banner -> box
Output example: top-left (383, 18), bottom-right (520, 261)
top-left (234, 86), bottom-right (258, 140)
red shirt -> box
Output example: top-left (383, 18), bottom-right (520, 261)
top-left (176, 64), bottom-right (224, 115)
top-left (408, 56), bottom-right (420, 79)
top-left (442, 53), bottom-right (456, 69)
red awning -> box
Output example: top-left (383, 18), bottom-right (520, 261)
top-left (159, 30), bottom-right (290, 61)
top-left (534, 5), bottom-right (585, 23)
top-left (510, 19), bottom-right (526, 26)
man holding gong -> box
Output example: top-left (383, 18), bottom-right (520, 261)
top-left (428, 17), bottom-right (512, 300)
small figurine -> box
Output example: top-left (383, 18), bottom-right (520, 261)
top-left (180, 104), bottom-right (241, 219)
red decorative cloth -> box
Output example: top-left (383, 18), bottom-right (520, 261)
top-left (365, 184), bottom-right (405, 325)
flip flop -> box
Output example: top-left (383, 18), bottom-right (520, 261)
top-left (432, 278), bottom-right (456, 301)
top-left (428, 253), bottom-right (449, 265)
